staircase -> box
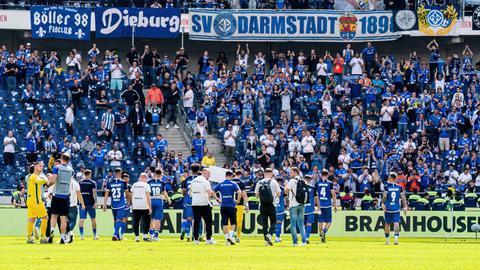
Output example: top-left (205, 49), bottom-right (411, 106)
top-left (157, 125), bottom-right (191, 155)
top-left (205, 133), bottom-right (226, 167)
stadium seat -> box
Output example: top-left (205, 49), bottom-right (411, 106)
top-left (465, 197), bottom-right (478, 208)
top-left (452, 203), bottom-right (465, 211)
top-left (360, 200), bottom-right (372, 210)
top-left (432, 202), bottom-right (447, 211)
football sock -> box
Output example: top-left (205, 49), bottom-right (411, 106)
top-left (149, 229), bottom-right (154, 237)
top-left (114, 221), bottom-right (121, 237)
top-left (275, 223), bottom-right (282, 238)
top-left (394, 233), bottom-right (399, 241)
top-left (154, 229), bottom-right (159, 238)
top-left (35, 218), bottom-right (42, 228)
top-left (305, 225), bottom-right (312, 239)
top-left (385, 233), bottom-right (390, 238)
top-left (40, 219), bottom-right (47, 236)
top-left (79, 227), bottom-right (84, 237)
top-left (27, 221), bottom-right (34, 237)
top-left (181, 221), bottom-right (186, 232)
top-left (93, 229), bottom-right (97, 237)
top-left (122, 222), bottom-right (127, 236)
top-left (186, 220), bottom-right (192, 236)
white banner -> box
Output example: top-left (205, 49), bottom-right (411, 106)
top-left (188, 9), bottom-right (401, 42)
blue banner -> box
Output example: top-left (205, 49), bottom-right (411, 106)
top-left (95, 7), bottom-right (180, 38)
top-left (31, 6), bottom-right (91, 40)
top-left (189, 9), bottom-right (400, 42)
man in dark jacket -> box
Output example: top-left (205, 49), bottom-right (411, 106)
top-left (121, 84), bottom-right (140, 115)
top-left (164, 83), bottom-right (180, 129)
top-left (132, 142), bottom-right (146, 164)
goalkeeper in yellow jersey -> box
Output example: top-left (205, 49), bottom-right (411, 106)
top-left (26, 161), bottom-right (52, 244)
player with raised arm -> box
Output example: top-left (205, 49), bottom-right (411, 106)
top-left (274, 177), bottom-right (286, 243)
top-left (382, 172), bottom-right (408, 245)
top-left (148, 169), bottom-right (171, 241)
top-left (103, 168), bottom-right (129, 241)
top-left (314, 169), bottom-right (337, 243)
top-left (180, 163), bottom-right (201, 241)
top-left (303, 175), bottom-right (315, 244)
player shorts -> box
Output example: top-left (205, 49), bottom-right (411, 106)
top-left (112, 208), bottom-right (129, 220)
top-left (220, 207), bottom-right (237, 226)
top-left (50, 196), bottom-right (70, 216)
top-left (304, 213), bottom-right (315, 225)
top-left (318, 207), bottom-right (332, 223)
top-left (27, 203), bottom-right (47, 218)
top-left (151, 201), bottom-right (164, 220)
top-left (276, 212), bottom-right (285, 222)
top-left (79, 206), bottom-right (96, 219)
top-left (384, 212), bottom-right (400, 224)
top-left (183, 205), bottom-right (193, 219)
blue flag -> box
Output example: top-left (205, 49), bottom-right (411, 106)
top-left (95, 7), bottom-right (180, 39)
top-left (31, 6), bottom-right (91, 40)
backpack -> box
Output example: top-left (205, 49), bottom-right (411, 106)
top-left (293, 177), bottom-right (309, 205)
top-left (258, 181), bottom-right (274, 204)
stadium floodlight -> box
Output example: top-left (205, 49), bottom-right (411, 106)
top-left (471, 224), bottom-right (480, 239)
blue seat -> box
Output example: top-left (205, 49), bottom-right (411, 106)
top-left (432, 202), bottom-right (447, 211)
top-left (452, 204), bottom-right (465, 211)
top-left (414, 203), bottom-right (430, 211)
top-left (465, 197), bottom-right (478, 208)
top-left (360, 200), bottom-right (372, 210)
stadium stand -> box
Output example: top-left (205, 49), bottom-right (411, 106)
top-left (0, 0), bottom-right (479, 214)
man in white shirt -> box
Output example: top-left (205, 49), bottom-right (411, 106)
top-left (65, 103), bottom-right (75, 135)
top-left (380, 100), bottom-right (394, 135)
top-left (190, 168), bottom-right (218, 244)
top-left (288, 135), bottom-right (302, 157)
top-left (350, 53), bottom-right (364, 76)
top-left (110, 58), bottom-right (124, 96)
top-left (458, 167), bottom-right (472, 186)
top-left (3, 130), bottom-right (16, 166)
top-left (444, 164), bottom-right (459, 185)
top-left (285, 167), bottom-right (307, 246)
top-left (203, 74), bottom-right (216, 95)
top-left (131, 173), bottom-right (152, 242)
top-left (67, 177), bottom-right (85, 243)
top-left (183, 84), bottom-right (194, 111)
top-left (107, 145), bottom-right (123, 169)
top-left (223, 125), bottom-right (237, 164)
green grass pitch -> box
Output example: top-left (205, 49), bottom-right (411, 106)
top-left (1, 236), bottom-right (479, 269)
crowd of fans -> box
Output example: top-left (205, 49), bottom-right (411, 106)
top-left (2, 37), bottom-right (480, 210)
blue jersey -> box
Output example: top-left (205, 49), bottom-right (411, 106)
top-left (314, 179), bottom-right (333, 208)
top-left (385, 182), bottom-right (402, 213)
top-left (79, 179), bottom-right (97, 207)
top-left (213, 180), bottom-right (240, 208)
top-left (304, 184), bottom-right (315, 215)
top-left (106, 178), bottom-right (128, 210)
top-left (148, 178), bottom-right (165, 204)
top-left (181, 176), bottom-right (195, 206)
top-left (275, 185), bottom-right (285, 214)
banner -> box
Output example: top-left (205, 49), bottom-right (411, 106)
top-left (392, 9), bottom-right (418, 32)
top-left (30, 6), bottom-right (91, 40)
top-left (188, 9), bottom-right (400, 42)
top-left (417, 4), bottom-right (459, 36)
top-left (2, 208), bottom-right (479, 238)
top-left (473, 5), bottom-right (480, 30)
top-left (95, 7), bottom-right (180, 38)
